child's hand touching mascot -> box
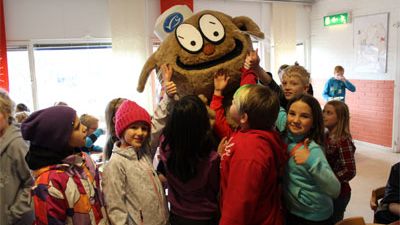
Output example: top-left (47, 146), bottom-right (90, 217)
top-left (137, 10), bottom-right (264, 101)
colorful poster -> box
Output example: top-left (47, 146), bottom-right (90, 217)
top-left (0, 0), bottom-right (8, 92)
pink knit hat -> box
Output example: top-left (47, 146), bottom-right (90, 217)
top-left (115, 100), bottom-right (151, 138)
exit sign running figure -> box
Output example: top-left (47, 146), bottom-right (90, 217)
top-left (324, 12), bottom-right (349, 26)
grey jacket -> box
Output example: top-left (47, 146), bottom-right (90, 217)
top-left (0, 125), bottom-right (34, 225)
top-left (102, 144), bottom-right (168, 225)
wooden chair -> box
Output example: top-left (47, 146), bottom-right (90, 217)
top-left (335, 217), bottom-right (366, 225)
top-left (370, 186), bottom-right (386, 222)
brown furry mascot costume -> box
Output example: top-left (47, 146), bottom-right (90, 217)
top-left (137, 10), bottom-right (264, 101)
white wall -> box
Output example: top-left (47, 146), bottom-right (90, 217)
top-left (4, 0), bottom-right (111, 41)
top-left (311, 0), bottom-right (400, 81)
top-left (311, 0), bottom-right (400, 151)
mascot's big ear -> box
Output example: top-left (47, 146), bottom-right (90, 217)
top-left (137, 54), bottom-right (157, 92)
top-left (232, 16), bottom-right (264, 39)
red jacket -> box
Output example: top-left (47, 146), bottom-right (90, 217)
top-left (219, 129), bottom-right (288, 225)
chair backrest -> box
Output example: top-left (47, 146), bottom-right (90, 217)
top-left (335, 217), bottom-right (366, 225)
top-left (370, 186), bottom-right (386, 211)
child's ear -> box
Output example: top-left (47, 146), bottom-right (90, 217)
top-left (304, 84), bottom-right (310, 93)
top-left (240, 113), bottom-right (249, 125)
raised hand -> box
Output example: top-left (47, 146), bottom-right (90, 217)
top-left (217, 137), bottom-right (228, 156)
top-left (292, 138), bottom-right (311, 165)
top-left (161, 64), bottom-right (173, 83)
top-left (244, 49), bottom-right (260, 70)
top-left (214, 70), bottom-right (230, 96)
top-left (165, 81), bottom-right (177, 98)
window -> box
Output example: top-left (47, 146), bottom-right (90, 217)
top-left (7, 46), bottom-right (33, 111)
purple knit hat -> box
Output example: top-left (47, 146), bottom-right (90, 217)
top-left (115, 100), bottom-right (151, 138)
top-left (21, 106), bottom-right (76, 151)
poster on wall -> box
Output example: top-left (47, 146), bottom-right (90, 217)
top-left (353, 13), bottom-right (389, 73)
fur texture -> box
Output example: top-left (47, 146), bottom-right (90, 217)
top-left (137, 10), bottom-right (264, 101)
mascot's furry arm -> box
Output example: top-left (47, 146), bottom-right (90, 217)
top-left (137, 10), bottom-right (264, 101)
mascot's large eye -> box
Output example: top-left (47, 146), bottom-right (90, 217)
top-left (199, 14), bottom-right (225, 43)
top-left (175, 24), bottom-right (204, 53)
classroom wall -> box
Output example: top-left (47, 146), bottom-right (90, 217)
top-left (4, 0), bottom-right (111, 40)
top-left (310, 0), bottom-right (400, 150)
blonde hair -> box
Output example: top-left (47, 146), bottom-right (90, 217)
top-left (15, 111), bottom-right (29, 123)
top-left (80, 114), bottom-right (99, 128)
top-left (334, 65), bottom-right (344, 73)
top-left (233, 84), bottom-right (279, 130)
top-left (0, 89), bottom-right (15, 125)
top-left (282, 65), bottom-right (310, 86)
top-left (326, 100), bottom-right (352, 141)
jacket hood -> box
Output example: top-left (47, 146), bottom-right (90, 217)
top-left (111, 142), bottom-right (148, 160)
top-left (244, 129), bottom-right (288, 169)
top-left (0, 125), bottom-right (23, 155)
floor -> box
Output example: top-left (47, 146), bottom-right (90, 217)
top-left (344, 141), bottom-right (399, 223)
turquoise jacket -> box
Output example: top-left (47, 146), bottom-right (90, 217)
top-left (284, 132), bottom-right (341, 222)
top-left (322, 77), bottom-right (356, 101)
top-left (275, 106), bottom-right (287, 133)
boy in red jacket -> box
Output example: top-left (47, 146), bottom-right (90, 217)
top-left (219, 84), bottom-right (288, 225)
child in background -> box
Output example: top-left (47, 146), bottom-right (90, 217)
top-left (102, 100), bottom-right (168, 225)
top-left (322, 65), bottom-right (356, 102)
top-left (159, 95), bottom-right (219, 225)
top-left (284, 94), bottom-right (340, 225)
top-left (281, 64), bottom-right (311, 110)
top-left (0, 89), bottom-right (34, 225)
top-left (374, 162), bottom-right (400, 224)
top-left (104, 97), bottom-right (126, 161)
top-left (80, 114), bottom-right (104, 154)
top-left (16, 103), bottom-right (30, 113)
top-left (323, 100), bottom-right (356, 224)
top-left (219, 84), bottom-right (287, 225)
top-left (21, 106), bottom-right (108, 225)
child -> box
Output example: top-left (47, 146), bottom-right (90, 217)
top-left (219, 84), bottom-right (287, 225)
top-left (323, 100), bottom-right (356, 224)
top-left (284, 94), bottom-right (340, 225)
top-left (0, 89), bottom-right (34, 225)
top-left (281, 64), bottom-right (311, 110)
top-left (158, 95), bottom-right (220, 225)
top-left (102, 100), bottom-right (168, 225)
top-left (80, 114), bottom-right (104, 154)
top-left (322, 65), bottom-right (356, 102)
top-left (104, 97), bottom-right (126, 161)
top-left (374, 162), bottom-right (400, 224)
top-left (21, 105), bottom-right (108, 225)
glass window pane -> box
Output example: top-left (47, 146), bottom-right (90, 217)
top-left (33, 46), bottom-right (114, 146)
top-left (7, 49), bottom-right (34, 111)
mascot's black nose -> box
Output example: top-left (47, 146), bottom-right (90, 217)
top-left (203, 43), bottom-right (215, 55)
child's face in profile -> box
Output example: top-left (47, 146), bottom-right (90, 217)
top-left (68, 115), bottom-right (88, 148)
top-left (87, 121), bottom-right (99, 135)
top-left (282, 75), bottom-right (308, 101)
top-left (121, 121), bottom-right (149, 150)
top-left (0, 111), bottom-right (8, 133)
top-left (229, 99), bottom-right (248, 130)
top-left (287, 100), bottom-right (313, 136)
top-left (323, 104), bottom-right (338, 131)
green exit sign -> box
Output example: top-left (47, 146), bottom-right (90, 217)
top-left (324, 13), bottom-right (349, 26)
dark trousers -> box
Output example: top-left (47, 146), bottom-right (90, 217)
top-left (170, 213), bottom-right (218, 225)
top-left (286, 212), bottom-right (332, 225)
top-left (331, 193), bottom-right (351, 225)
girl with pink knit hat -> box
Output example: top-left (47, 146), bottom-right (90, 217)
top-left (102, 100), bottom-right (169, 225)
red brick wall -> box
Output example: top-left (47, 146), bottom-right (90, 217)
top-left (313, 79), bottom-right (394, 148)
